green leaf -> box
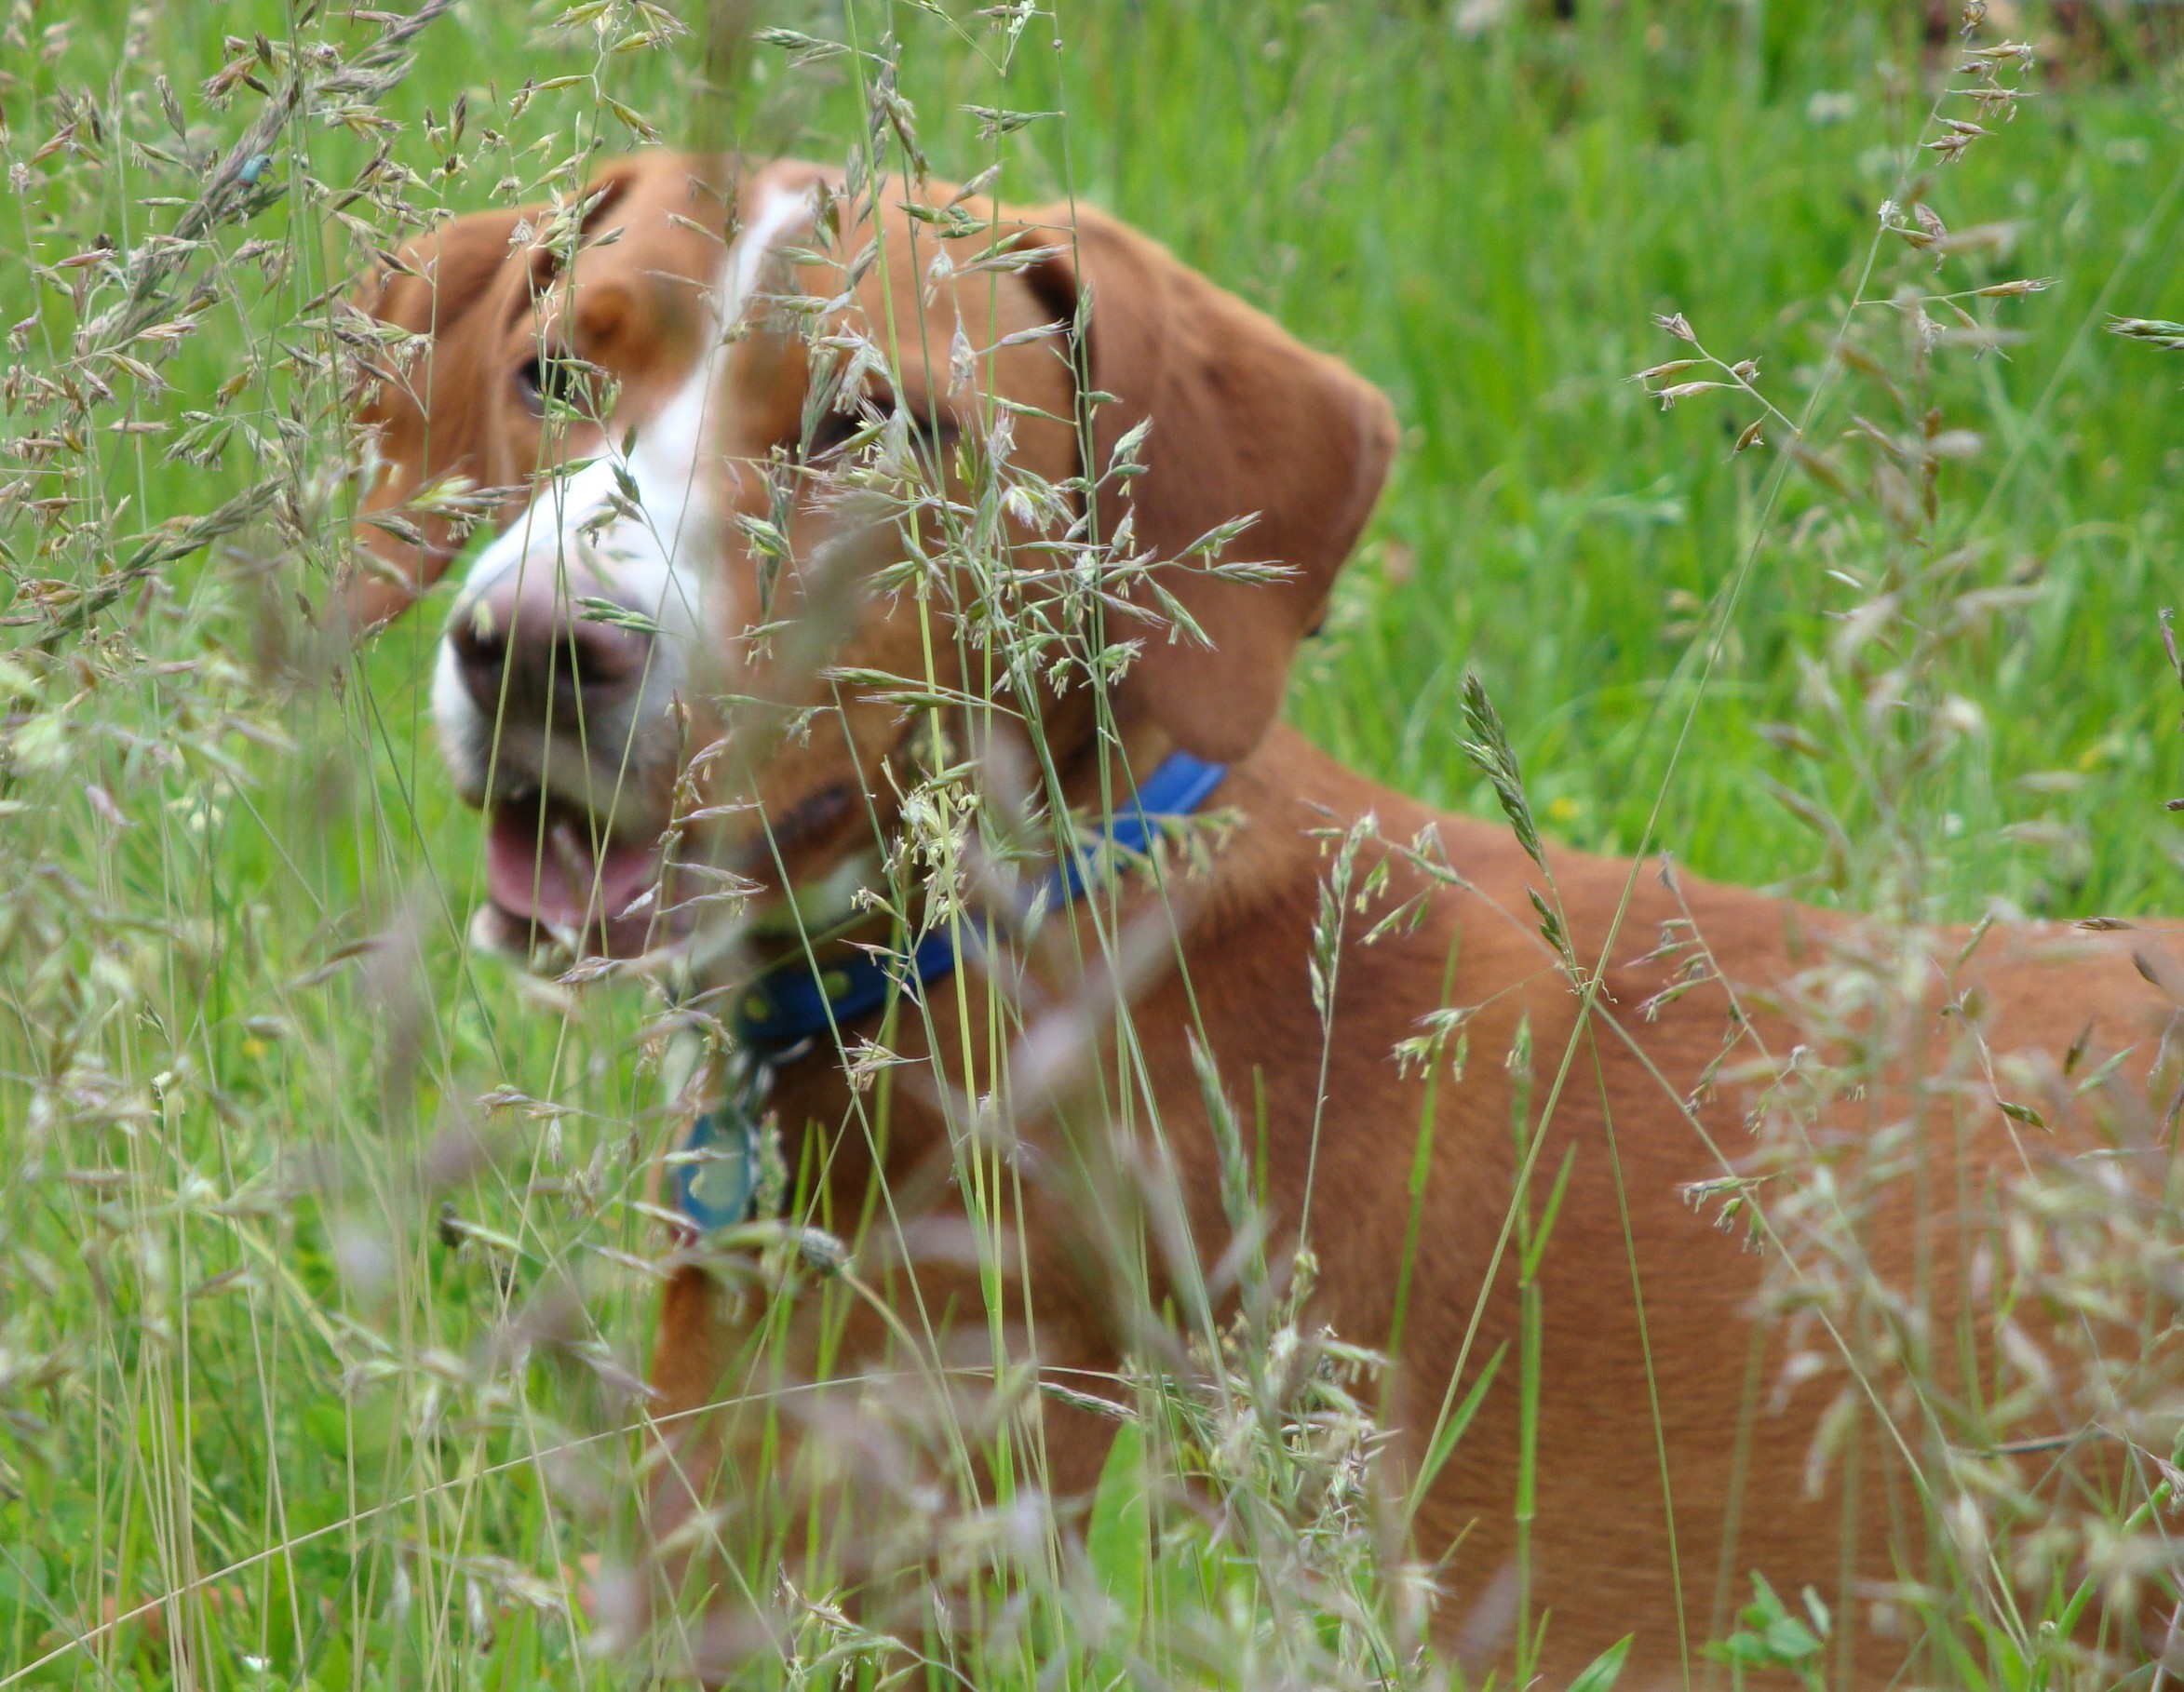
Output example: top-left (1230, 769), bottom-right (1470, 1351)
top-left (1705, 1570), bottom-right (1829, 1685)
top-left (1568, 1634), bottom-right (1634, 1692)
top-left (1085, 1419), bottom-right (1149, 1645)
top-left (1765, 1615), bottom-right (1822, 1659)
top-left (1410, 1339), bottom-right (1509, 1504)
top-left (0, 1545), bottom-right (50, 1617)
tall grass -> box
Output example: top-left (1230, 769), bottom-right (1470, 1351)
top-left (5, 2), bottom-right (2184, 1688)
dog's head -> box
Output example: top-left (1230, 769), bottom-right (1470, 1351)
top-left (348, 152), bottom-right (1395, 962)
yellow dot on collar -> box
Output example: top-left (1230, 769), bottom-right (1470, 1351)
top-left (742, 991), bottom-right (771, 1022)
top-left (820, 968), bottom-right (853, 1001)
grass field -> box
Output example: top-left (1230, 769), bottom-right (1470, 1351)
top-left (7, 0), bottom-right (2184, 1686)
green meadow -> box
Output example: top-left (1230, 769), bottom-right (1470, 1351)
top-left (6, 1), bottom-right (2184, 1685)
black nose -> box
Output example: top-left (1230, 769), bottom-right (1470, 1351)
top-left (448, 562), bottom-right (654, 729)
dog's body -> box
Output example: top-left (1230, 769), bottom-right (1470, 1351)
top-left (350, 153), bottom-right (2184, 1683)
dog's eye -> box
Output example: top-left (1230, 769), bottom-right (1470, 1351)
top-left (516, 352), bottom-right (595, 418)
top-left (802, 407), bottom-right (869, 463)
top-left (798, 401), bottom-right (960, 467)
top-left (906, 408), bottom-right (959, 453)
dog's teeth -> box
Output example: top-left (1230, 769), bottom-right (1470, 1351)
top-left (469, 904), bottom-right (526, 957)
top-left (548, 818), bottom-right (587, 880)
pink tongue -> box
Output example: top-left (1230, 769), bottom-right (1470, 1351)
top-left (486, 806), bottom-right (657, 933)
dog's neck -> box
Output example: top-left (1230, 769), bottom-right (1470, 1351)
top-left (712, 690), bottom-right (1183, 1041)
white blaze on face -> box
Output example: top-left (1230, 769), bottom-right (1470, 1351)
top-left (430, 182), bottom-right (815, 790)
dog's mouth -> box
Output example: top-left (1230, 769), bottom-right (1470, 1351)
top-left (480, 791), bottom-right (672, 958)
top-left (469, 765), bottom-right (886, 967)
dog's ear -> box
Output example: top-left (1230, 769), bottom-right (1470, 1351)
top-left (1019, 202), bottom-right (1397, 761)
top-left (345, 204), bottom-right (529, 631)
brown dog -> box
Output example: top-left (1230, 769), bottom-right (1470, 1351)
top-left (349, 152), bottom-right (2184, 1683)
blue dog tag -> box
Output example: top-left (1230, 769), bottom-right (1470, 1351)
top-left (673, 1096), bottom-right (761, 1232)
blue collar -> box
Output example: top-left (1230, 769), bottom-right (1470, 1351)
top-left (730, 747), bottom-right (1230, 1055)
top-left (673, 748), bottom-right (1228, 1232)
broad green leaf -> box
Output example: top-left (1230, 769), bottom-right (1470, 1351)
top-left (1085, 1419), bottom-right (1149, 1645)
